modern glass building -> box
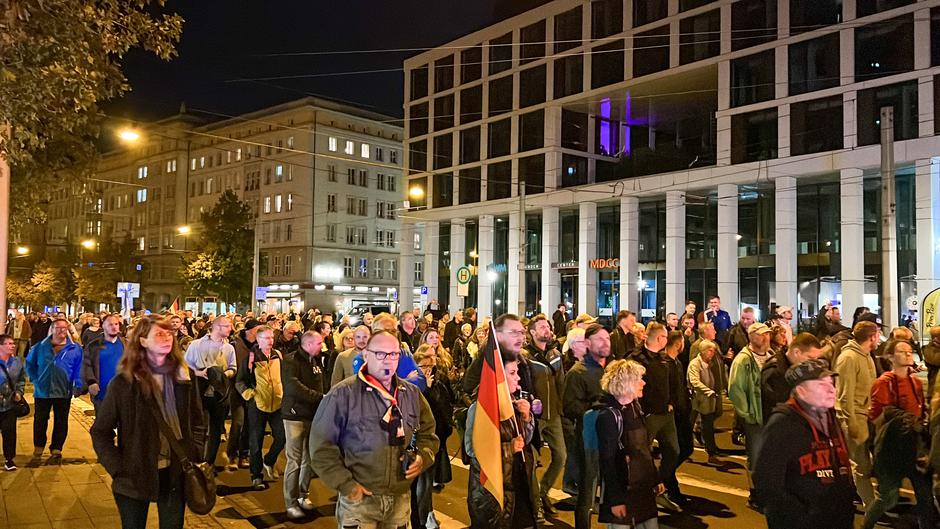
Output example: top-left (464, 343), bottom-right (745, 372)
top-left (397, 0), bottom-right (940, 329)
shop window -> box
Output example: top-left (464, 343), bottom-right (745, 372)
top-left (789, 33), bottom-right (840, 95)
top-left (592, 0), bottom-right (623, 39)
top-left (489, 32), bottom-right (513, 75)
top-left (561, 154), bottom-right (588, 187)
top-left (488, 75), bottom-right (514, 117)
top-left (789, 0), bottom-right (841, 35)
top-left (434, 55), bottom-right (454, 92)
top-left (731, 0), bottom-right (777, 51)
top-left (559, 210), bottom-right (580, 263)
top-left (634, 0), bottom-right (667, 27)
top-left (488, 119), bottom-right (512, 158)
top-left (460, 127), bottom-right (481, 164)
top-left (433, 173), bottom-right (453, 208)
top-left (434, 95), bottom-right (454, 131)
top-left (519, 110), bottom-right (545, 152)
top-left (554, 54), bottom-right (583, 98)
top-left (595, 116), bottom-right (619, 156)
top-left (561, 109), bottom-right (588, 151)
top-left (554, 7), bottom-right (582, 53)
top-left (460, 85), bottom-right (483, 124)
top-left (433, 134), bottom-right (453, 170)
top-left (520, 20), bottom-right (546, 65)
top-left (857, 0), bottom-right (913, 17)
top-left (591, 41), bottom-right (625, 89)
top-left (855, 15), bottom-right (914, 82)
top-left (409, 102), bottom-right (428, 137)
top-left (461, 45), bottom-right (482, 83)
top-left (459, 167), bottom-right (481, 204)
top-left (790, 96), bottom-right (843, 155)
top-left (410, 65), bottom-right (428, 101)
top-left (519, 154), bottom-right (545, 196)
top-left (679, 9), bottom-right (720, 65)
top-left (633, 25), bottom-right (670, 77)
top-left (856, 80), bottom-right (918, 146)
top-left (731, 50), bottom-right (775, 107)
top-left (731, 109), bottom-right (778, 163)
top-left (408, 140), bottom-right (427, 174)
top-left (487, 162), bottom-right (512, 200)
top-left (519, 65), bottom-right (547, 107)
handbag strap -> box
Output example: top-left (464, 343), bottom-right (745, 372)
top-left (149, 398), bottom-right (195, 470)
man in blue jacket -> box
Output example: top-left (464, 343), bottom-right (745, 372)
top-left (26, 318), bottom-right (83, 463)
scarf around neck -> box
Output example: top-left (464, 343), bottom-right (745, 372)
top-left (149, 360), bottom-right (183, 441)
top-left (358, 364), bottom-right (405, 445)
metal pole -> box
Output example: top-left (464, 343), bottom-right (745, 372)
top-left (251, 217), bottom-right (260, 314)
top-left (0, 124), bottom-right (10, 317)
top-left (517, 178), bottom-right (526, 316)
top-left (880, 106), bottom-right (898, 328)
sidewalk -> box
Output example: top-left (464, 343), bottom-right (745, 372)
top-left (0, 394), bottom-right (256, 529)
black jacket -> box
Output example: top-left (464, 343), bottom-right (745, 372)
top-left (552, 310), bottom-right (568, 338)
top-left (722, 323), bottom-right (749, 359)
top-left (610, 327), bottom-right (637, 360)
top-left (90, 368), bottom-right (206, 502)
top-left (630, 347), bottom-right (678, 415)
top-left (281, 350), bottom-right (328, 421)
top-left (81, 335), bottom-right (126, 389)
top-left (443, 320), bottom-right (461, 351)
top-left (760, 351), bottom-right (793, 424)
top-left (753, 399), bottom-right (855, 529)
top-left (275, 334), bottom-right (301, 358)
top-left (399, 326), bottom-right (421, 354)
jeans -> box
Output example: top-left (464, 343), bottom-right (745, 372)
top-left (862, 468), bottom-right (935, 529)
top-left (336, 491), bottom-right (410, 529)
top-left (609, 518), bottom-right (659, 529)
top-left (202, 394), bottom-right (228, 466)
top-left (0, 409), bottom-right (16, 461)
top-left (113, 468), bottom-right (185, 529)
top-left (674, 407), bottom-right (694, 469)
top-left (537, 414), bottom-right (567, 500)
top-left (574, 418), bottom-right (600, 529)
top-left (690, 410), bottom-right (721, 455)
top-left (846, 435), bottom-right (875, 507)
top-left (644, 412), bottom-right (680, 496)
top-left (562, 418), bottom-right (580, 495)
top-left (33, 397), bottom-right (70, 452)
top-left (410, 470), bottom-right (434, 529)
top-left (282, 419), bottom-right (312, 509)
top-left (226, 396), bottom-right (249, 459)
top-left (247, 402), bottom-right (285, 480)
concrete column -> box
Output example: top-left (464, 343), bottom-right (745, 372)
top-left (578, 201), bottom-right (598, 316)
top-left (916, 158), bottom-right (940, 322)
top-left (544, 106), bottom-right (562, 192)
top-left (423, 221), bottom-right (440, 302)
top-left (508, 211), bottom-right (524, 315)
top-left (778, 104), bottom-right (791, 158)
top-left (918, 76), bottom-right (935, 138)
top-left (449, 219), bottom-right (466, 313)
top-left (843, 92), bottom-right (858, 149)
top-left (399, 222), bottom-right (415, 311)
top-left (717, 183), bottom-right (739, 316)
top-left (665, 191), bottom-right (686, 315)
top-left (619, 196), bottom-right (640, 313)
top-left (840, 168), bottom-right (865, 312)
top-left (914, 8), bottom-right (931, 70)
top-left (775, 176), bottom-right (798, 329)
top-left (541, 206), bottom-right (560, 315)
top-left (478, 215), bottom-right (494, 320)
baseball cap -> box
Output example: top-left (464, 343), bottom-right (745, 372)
top-left (785, 358), bottom-right (837, 387)
top-left (856, 312), bottom-right (884, 328)
top-left (776, 306), bottom-right (793, 315)
top-left (244, 319), bottom-right (263, 330)
top-left (747, 322), bottom-right (772, 335)
top-left (575, 313), bottom-right (598, 325)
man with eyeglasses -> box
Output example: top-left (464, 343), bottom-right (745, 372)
top-left (26, 317), bottom-right (84, 464)
top-left (310, 330), bottom-right (437, 529)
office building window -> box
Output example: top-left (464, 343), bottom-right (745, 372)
top-left (264, 196), bottom-right (272, 214)
top-left (433, 173), bottom-right (453, 208)
top-left (409, 102), bottom-right (429, 137)
top-left (433, 133), bottom-right (453, 170)
top-left (326, 224), bottom-right (337, 242)
top-left (346, 197), bottom-right (356, 214)
top-left (561, 110), bottom-right (589, 151)
top-left (359, 198), bottom-right (368, 216)
top-left (680, 0), bottom-right (714, 11)
top-left (518, 110), bottom-right (545, 152)
top-left (789, 33), bottom-right (840, 95)
top-left (519, 154), bottom-right (545, 196)
top-left (409, 140), bottom-right (427, 174)
top-left (857, 0), bottom-right (913, 17)
top-left (520, 20), bottom-right (546, 65)
top-left (375, 147), bottom-right (384, 162)
top-left (592, 0), bottom-right (622, 38)
top-left (327, 194), bottom-right (337, 212)
top-left (789, 0), bottom-right (841, 34)
top-left (344, 140), bottom-right (354, 155)
top-left (434, 95), bottom-right (455, 131)
top-left (855, 15), bottom-right (914, 82)
top-left (328, 165), bottom-right (337, 182)
top-left (377, 173), bottom-right (386, 190)
top-left (287, 193), bottom-right (293, 211)
top-left (272, 255), bottom-right (281, 276)
top-left (790, 96), bottom-right (843, 155)
top-left (285, 223), bottom-right (292, 241)
top-left (136, 189), bottom-right (147, 203)
top-left (679, 9), bottom-right (720, 65)
top-left (460, 127), bottom-right (481, 164)
top-left (434, 55), bottom-right (454, 92)
top-left (328, 137), bottom-right (338, 152)
top-left (348, 168), bottom-right (357, 185)
top-left (519, 65), bottom-right (547, 108)
top-left (388, 260), bottom-right (397, 280)
top-left (375, 258), bottom-right (384, 279)
top-left (933, 8), bottom-right (940, 67)
top-left (732, 50), bottom-right (775, 107)
top-left (388, 175), bottom-right (397, 192)
top-left (414, 262), bottom-right (423, 282)
top-left (487, 161), bottom-right (512, 200)
top-left (561, 154), bottom-right (588, 187)
top-left (554, 54), bottom-right (583, 98)
top-left (489, 32), bottom-right (513, 75)
top-left (235, 148), bottom-right (242, 161)
top-left (284, 255), bottom-right (292, 276)
top-left (386, 231), bottom-right (395, 247)
top-left (633, 25), bottom-right (670, 77)
top-left (591, 41), bottom-right (625, 89)
top-left (390, 151), bottom-right (398, 165)
top-left (488, 119), bottom-right (511, 159)
top-left (460, 85), bottom-right (483, 124)
top-left (731, 109), bottom-right (778, 163)
top-left (459, 167), bottom-right (481, 205)
top-left (634, 0), bottom-right (667, 27)
top-left (410, 65), bottom-right (428, 100)
top-left (137, 166), bottom-right (148, 179)
top-left (346, 227), bottom-right (356, 244)
top-left (732, 0), bottom-right (776, 51)
top-left (377, 202), bottom-right (386, 219)
top-left (361, 143), bottom-right (370, 158)
top-left (358, 169), bottom-right (368, 187)
top-left (488, 75), bottom-right (514, 117)
top-left (554, 7), bottom-right (582, 53)
top-left (344, 256), bottom-right (353, 277)
top-left (857, 80), bottom-right (918, 146)
top-left (358, 258), bottom-right (368, 278)
top-left (138, 237), bottom-right (145, 251)
top-left (461, 45), bottom-right (482, 83)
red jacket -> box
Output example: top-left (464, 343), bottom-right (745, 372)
top-left (869, 371), bottom-right (923, 421)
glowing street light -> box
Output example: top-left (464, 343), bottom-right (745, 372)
top-left (15, 246), bottom-right (28, 256)
top-left (408, 186), bottom-right (425, 200)
top-left (117, 128), bottom-right (141, 143)
top-left (177, 225), bottom-right (192, 235)
top-left (81, 239), bottom-right (97, 250)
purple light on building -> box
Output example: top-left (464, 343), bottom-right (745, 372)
top-left (599, 97), bottom-right (612, 156)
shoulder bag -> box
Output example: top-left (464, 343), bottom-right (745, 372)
top-left (150, 402), bottom-right (217, 515)
top-left (0, 363), bottom-right (29, 418)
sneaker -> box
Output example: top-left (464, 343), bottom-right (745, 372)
top-left (4, 460), bottom-right (16, 471)
top-left (251, 478), bottom-right (265, 490)
top-left (225, 459), bottom-right (238, 472)
top-left (262, 463), bottom-right (278, 481)
top-left (298, 498), bottom-right (315, 511)
top-left (238, 457), bottom-right (250, 469)
top-left (32, 447), bottom-right (43, 458)
top-left (656, 494), bottom-right (682, 513)
top-left (286, 506), bottom-right (305, 520)
top-left (47, 450), bottom-right (62, 465)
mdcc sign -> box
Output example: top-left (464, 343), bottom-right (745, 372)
top-left (590, 258), bottom-right (620, 269)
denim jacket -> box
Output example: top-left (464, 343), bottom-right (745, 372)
top-left (0, 356), bottom-right (26, 412)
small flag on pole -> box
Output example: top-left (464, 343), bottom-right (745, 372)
top-left (170, 297), bottom-right (180, 313)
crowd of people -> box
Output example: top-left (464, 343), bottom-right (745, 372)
top-left (0, 297), bottom-right (936, 529)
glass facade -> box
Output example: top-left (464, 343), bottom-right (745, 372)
top-left (738, 185), bottom-right (776, 321)
top-left (686, 193), bottom-right (719, 309)
top-left (596, 205), bottom-right (621, 324)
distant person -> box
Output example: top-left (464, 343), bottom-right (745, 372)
top-left (700, 296), bottom-right (732, 343)
top-left (0, 335), bottom-right (26, 470)
top-left (82, 314), bottom-right (126, 414)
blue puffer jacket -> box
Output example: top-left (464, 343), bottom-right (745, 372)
top-left (26, 336), bottom-right (83, 399)
top-left (0, 356), bottom-right (26, 412)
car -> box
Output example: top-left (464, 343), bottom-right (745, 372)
top-left (346, 304), bottom-right (391, 326)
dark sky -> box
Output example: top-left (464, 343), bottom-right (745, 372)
top-left (104, 0), bottom-right (525, 123)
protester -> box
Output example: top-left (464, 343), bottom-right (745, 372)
top-left (399, 310), bottom-right (421, 354)
top-left (701, 296), bottom-right (732, 343)
top-left (753, 358), bottom-right (855, 529)
top-left (610, 310), bottom-right (638, 360)
top-left (923, 325), bottom-right (940, 397)
top-left (561, 326), bottom-right (587, 496)
top-left (722, 307), bottom-right (756, 363)
top-left (90, 316), bottom-right (206, 529)
top-left (760, 333), bottom-right (822, 424)
top-left (228, 320), bottom-right (261, 469)
top-left (310, 330), bottom-right (437, 529)
top-left (330, 325), bottom-right (370, 387)
top-left (5, 310), bottom-right (31, 358)
top-left (184, 316), bottom-right (237, 469)
top-left (552, 303), bottom-right (569, 338)
top-left (82, 314), bottom-right (126, 414)
top-left (0, 335), bottom-right (25, 471)
top-left (687, 339), bottom-right (725, 465)
top-left (275, 321), bottom-right (302, 357)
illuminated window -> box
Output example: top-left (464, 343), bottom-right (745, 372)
top-left (275, 194), bottom-right (282, 213)
top-left (361, 143), bottom-right (370, 158)
top-left (264, 196), bottom-right (271, 214)
top-left (329, 137), bottom-right (338, 152)
top-left (344, 140), bottom-right (354, 155)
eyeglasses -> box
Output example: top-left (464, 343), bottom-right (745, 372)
top-left (367, 349), bottom-right (401, 360)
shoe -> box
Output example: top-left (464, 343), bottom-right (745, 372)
top-left (222, 453), bottom-right (237, 472)
top-left (32, 447), bottom-right (43, 458)
top-left (656, 494), bottom-right (682, 513)
top-left (541, 495), bottom-right (557, 515)
top-left (707, 454), bottom-right (723, 466)
top-left (298, 498), bottom-right (315, 511)
top-left (667, 492), bottom-right (690, 505)
top-left (693, 430), bottom-right (704, 447)
top-left (251, 478), bottom-right (265, 490)
top-left (238, 457), bottom-right (250, 469)
top-left (286, 506), bottom-right (305, 520)
top-left (262, 463), bottom-right (278, 481)
top-left (4, 460), bottom-right (16, 471)
top-left (47, 450), bottom-right (62, 465)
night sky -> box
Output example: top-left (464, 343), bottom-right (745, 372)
top-left (103, 0), bottom-right (534, 123)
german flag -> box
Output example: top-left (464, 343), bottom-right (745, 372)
top-left (170, 297), bottom-right (180, 313)
top-left (471, 319), bottom-right (517, 508)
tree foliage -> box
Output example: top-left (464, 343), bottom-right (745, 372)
top-left (73, 264), bottom-right (118, 305)
top-left (0, 0), bottom-right (183, 227)
top-left (30, 261), bottom-right (71, 308)
top-left (182, 190), bottom-right (255, 305)
top-left (6, 273), bottom-right (37, 308)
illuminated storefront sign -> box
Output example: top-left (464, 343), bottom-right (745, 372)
top-left (590, 258), bottom-right (620, 269)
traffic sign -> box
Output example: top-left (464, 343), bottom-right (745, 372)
top-left (456, 266), bottom-right (472, 285)
top-left (420, 285), bottom-right (429, 296)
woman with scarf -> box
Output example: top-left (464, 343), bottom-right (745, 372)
top-left (91, 316), bottom-right (206, 529)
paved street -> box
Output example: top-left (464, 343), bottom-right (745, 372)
top-left (0, 394), bottom-right (923, 529)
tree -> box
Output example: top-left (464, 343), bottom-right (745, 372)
top-left (30, 261), bottom-right (70, 308)
top-left (73, 264), bottom-right (118, 308)
top-left (6, 272), bottom-right (36, 308)
top-left (182, 190), bottom-right (254, 306)
top-left (0, 0), bottom-right (183, 226)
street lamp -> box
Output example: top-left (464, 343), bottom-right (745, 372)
top-left (117, 128), bottom-right (141, 143)
top-left (408, 186), bottom-right (425, 200)
top-left (177, 225), bottom-right (192, 235)
top-left (81, 239), bottom-right (97, 250)
top-left (15, 246), bottom-right (28, 256)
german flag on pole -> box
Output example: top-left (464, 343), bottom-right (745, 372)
top-left (471, 319), bottom-right (517, 508)
top-left (170, 297), bottom-right (180, 313)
